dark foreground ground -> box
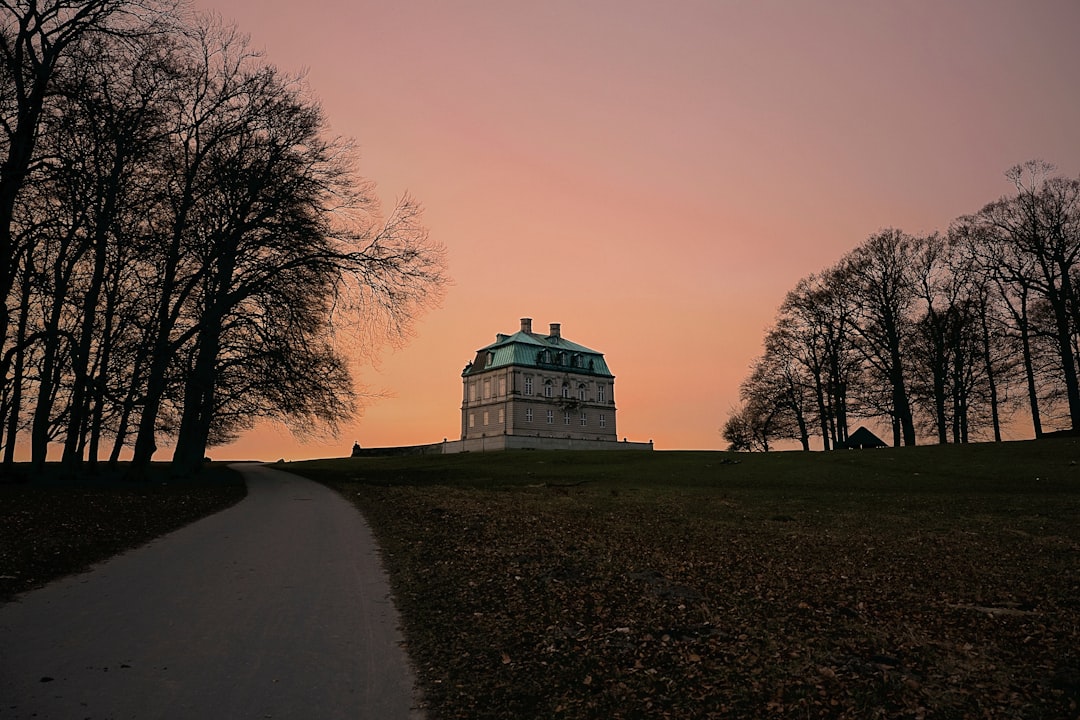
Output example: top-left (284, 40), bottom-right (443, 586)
top-left (289, 440), bottom-right (1080, 720)
top-left (0, 464), bottom-right (418, 720)
top-left (0, 464), bottom-right (246, 602)
top-left (4, 442), bottom-right (1078, 719)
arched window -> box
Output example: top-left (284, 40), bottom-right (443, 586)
top-left (544, 380), bottom-right (553, 398)
top-left (524, 376), bottom-right (533, 395)
top-left (578, 383), bottom-right (587, 401)
top-left (561, 383), bottom-right (570, 399)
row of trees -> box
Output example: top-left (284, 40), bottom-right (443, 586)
top-left (0, 1), bottom-right (446, 476)
top-left (724, 160), bottom-right (1080, 451)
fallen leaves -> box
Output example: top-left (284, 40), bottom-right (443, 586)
top-left (327, 476), bottom-right (1080, 719)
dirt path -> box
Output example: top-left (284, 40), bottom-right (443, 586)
top-left (0, 463), bottom-right (422, 719)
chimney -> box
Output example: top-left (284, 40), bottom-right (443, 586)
top-left (549, 322), bottom-right (561, 340)
top-left (520, 317), bottom-right (532, 333)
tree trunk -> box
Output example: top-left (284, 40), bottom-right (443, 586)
top-left (813, 375), bottom-right (830, 451)
top-left (1049, 297), bottom-right (1080, 431)
top-left (979, 308), bottom-right (1002, 442)
top-left (889, 346), bottom-right (916, 446)
top-left (172, 324), bottom-right (222, 476)
top-left (30, 305), bottom-right (66, 471)
top-left (62, 161), bottom-right (123, 471)
top-left (2, 269), bottom-right (33, 470)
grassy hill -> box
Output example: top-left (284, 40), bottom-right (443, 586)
top-left (288, 439), bottom-right (1080, 719)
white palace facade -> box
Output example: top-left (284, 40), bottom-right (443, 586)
top-left (351, 317), bottom-right (651, 455)
top-left (461, 317), bottom-right (619, 444)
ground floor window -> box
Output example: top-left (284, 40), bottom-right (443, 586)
top-left (498, 408), bottom-right (505, 423)
top-left (599, 414), bottom-right (606, 428)
top-left (526, 408), bottom-right (533, 422)
top-left (580, 412), bottom-right (587, 426)
top-left (468, 413), bottom-right (475, 428)
top-left (546, 410), bottom-right (554, 424)
top-left (483, 411), bottom-right (489, 425)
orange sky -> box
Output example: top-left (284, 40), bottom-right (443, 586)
top-left (181, 0), bottom-right (1080, 459)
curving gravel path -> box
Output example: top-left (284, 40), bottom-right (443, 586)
top-left (0, 463), bottom-right (422, 719)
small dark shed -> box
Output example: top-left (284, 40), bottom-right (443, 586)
top-left (844, 426), bottom-right (887, 449)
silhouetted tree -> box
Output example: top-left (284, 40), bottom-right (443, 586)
top-left (774, 267), bottom-right (857, 450)
top-left (843, 229), bottom-right (919, 446)
top-left (0, 6), bottom-right (445, 474)
top-left (748, 343), bottom-right (812, 450)
top-left (970, 161), bottom-right (1080, 432)
top-left (732, 161), bottom-right (1078, 450)
top-left (0, 1), bottom-right (174, 461)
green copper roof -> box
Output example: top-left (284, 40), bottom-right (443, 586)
top-left (463, 329), bottom-right (613, 378)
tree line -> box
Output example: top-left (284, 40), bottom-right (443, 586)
top-left (0, 1), bottom-right (446, 477)
top-left (724, 160), bottom-right (1080, 451)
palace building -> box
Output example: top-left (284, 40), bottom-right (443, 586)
top-left (461, 318), bottom-right (617, 443)
top-left (349, 317), bottom-right (650, 455)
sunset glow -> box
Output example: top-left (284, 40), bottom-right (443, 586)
top-left (195, 0), bottom-right (1080, 459)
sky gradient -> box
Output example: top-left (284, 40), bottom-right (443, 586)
top-left (196, 0), bottom-right (1080, 459)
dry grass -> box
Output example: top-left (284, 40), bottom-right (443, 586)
top-left (292, 440), bottom-right (1080, 719)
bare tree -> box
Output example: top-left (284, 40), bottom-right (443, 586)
top-left (965, 161), bottom-right (1080, 433)
top-left (145, 21), bottom-right (445, 475)
top-left (842, 228), bottom-right (920, 446)
top-left (1, 7), bottom-right (445, 475)
top-left (0, 0), bottom-right (173, 421)
top-left (775, 267), bottom-right (858, 450)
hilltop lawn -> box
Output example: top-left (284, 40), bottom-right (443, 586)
top-left (289, 440), bottom-right (1080, 720)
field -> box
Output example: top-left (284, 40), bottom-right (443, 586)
top-left (288, 440), bottom-right (1080, 719)
top-left (0, 465), bottom-right (246, 602)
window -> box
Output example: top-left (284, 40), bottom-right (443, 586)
top-left (468, 413), bottom-right (475, 428)
top-left (499, 378), bottom-right (506, 396)
top-left (599, 414), bottom-right (606, 428)
top-left (580, 412), bottom-right (587, 426)
top-left (469, 383), bottom-right (477, 402)
top-left (483, 411), bottom-right (489, 425)
top-left (544, 380), bottom-right (553, 398)
top-left (546, 410), bottom-right (554, 424)
top-left (598, 385), bottom-right (606, 403)
top-left (561, 383), bottom-right (570, 399)
top-left (498, 408), bottom-right (504, 423)
top-left (564, 412), bottom-right (571, 425)
top-left (484, 379), bottom-right (491, 399)
top-left (578, 383), bottom-right (587, 401)
top-left (526, 408), bottom-right (533, 422)
top-left (524, 376), bottom-right (533, 395)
